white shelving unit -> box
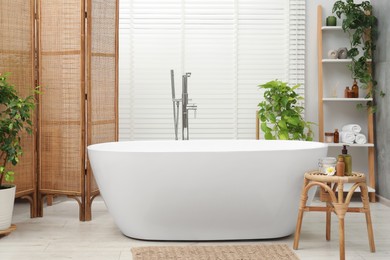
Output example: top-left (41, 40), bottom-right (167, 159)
top-left (317, 5), bottom-right (376, 200)
top-left (321, 25), bottom-right (343, 30)
top-left (323, 98), bottom-right (373, 102)
top-left (326, 143), bottom-right (374, 148)
top-left (322, 59), bottom-right (352, 63)
top-left (322, 59), bottom-right (372, 63)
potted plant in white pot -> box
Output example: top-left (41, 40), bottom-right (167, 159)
top-left (0, 73), bottom-right (37, 231)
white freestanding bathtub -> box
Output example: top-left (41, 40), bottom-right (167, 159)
top-left (88, 140), bottom-right (327, 241)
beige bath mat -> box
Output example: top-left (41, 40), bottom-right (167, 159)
top-left (131, 244), bottom-right (299, 260)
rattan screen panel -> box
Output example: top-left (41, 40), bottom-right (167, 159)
top-left (88, 0), bottom-right (118, 192)
top-left (39, 0), bottom-right (84, 194)
top-left (0, 0), bottom-right (35, 195)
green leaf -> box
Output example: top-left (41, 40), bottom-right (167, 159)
top-left (278, 132), bottom-right (289, 140)
top-left (269, 113), bottom-right (276, 123)
top-left (260, 122), bottom-right (269, 133)
top-left (5, 171), bottom-right (15, 182)
top-left (264, 132), bottom-right (274, 140)
top-left (286, 116), bottom-right (299, 126)
top-left (278, 120), bottom-right (287, 130)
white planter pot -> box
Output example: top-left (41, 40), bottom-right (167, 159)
top-left (0, 185), bottom-right (16, 230)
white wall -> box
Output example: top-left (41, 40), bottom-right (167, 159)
top-left (305, 0), bottom-right (335, 141)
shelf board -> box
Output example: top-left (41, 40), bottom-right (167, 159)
top-left (326, 143), bottom-right (374, 147)
top-left (322, 26), bottom-right (343, 30)
top-left (322, 59), bottom-right (372, 63)
top-left (323, 98), bottom-right (373, 102)
top-left (323, 59), bottom-right (351, 63)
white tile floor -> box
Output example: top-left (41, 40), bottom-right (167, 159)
top-left (0, 197), bottom-right (389, 260)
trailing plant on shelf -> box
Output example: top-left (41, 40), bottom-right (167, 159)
top-left (0, 73), bottom-right (37, 189)
top-left (332, 0), bottom-right (384, 110)
top-left (257, 80), bottom-right (313, 141)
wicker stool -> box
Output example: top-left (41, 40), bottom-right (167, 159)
top-left (293, 171), bottom-right (375, 260)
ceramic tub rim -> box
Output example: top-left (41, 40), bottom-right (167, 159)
top-left (87, 139), bottom-right (328, 153)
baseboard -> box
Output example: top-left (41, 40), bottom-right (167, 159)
top-left (376, 194), bottom-right (390, 207)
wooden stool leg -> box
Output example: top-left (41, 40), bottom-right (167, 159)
top-left (361, 185), bottom-right (376, 252)
top-left (293, 178), bottom-right (309, 250)
top-left (293, 207), bottom-right (305, 250)
top-left (339, 217), bottom-right (345, 260)
top-left (326, 202), bottom-right (331, 241)
top-left (336, 182), bottom-right (346, 260)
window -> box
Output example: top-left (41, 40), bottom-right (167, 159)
top-left (119, 0), bottom-right (305, 140)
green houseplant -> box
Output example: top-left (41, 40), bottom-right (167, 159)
top-left (332, 0), bottom-right (383, 109)
top-left (0, 73), bottom-right (37, 230)
top-left (257, 80), bottom-right (313, 141)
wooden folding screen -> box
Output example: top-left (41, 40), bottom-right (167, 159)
top-left (0, 0), bottom-right (37, 217)
top-left (38, 0), bottom-right (118, 221)
top-left (85, 0), bottom-right (119, 220)
top-left (38, 0), bottom-right (86, 219)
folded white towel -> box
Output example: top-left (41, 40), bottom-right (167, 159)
top-left (355, 133), bottom-right (367, 144)
top-left (340, 131), bottom-right (355, 144)
top-left (342, 124), bottom-right (361, 133)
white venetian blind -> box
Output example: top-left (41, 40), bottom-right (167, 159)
top-left (119, 0), bottom-right (305, 140)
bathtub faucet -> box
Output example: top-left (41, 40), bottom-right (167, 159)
top-left (170, 70), bottom-right (197, 140)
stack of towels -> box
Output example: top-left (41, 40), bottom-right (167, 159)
top-left (340, 124), bottom-right (367, 144)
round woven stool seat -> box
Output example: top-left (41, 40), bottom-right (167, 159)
top-left (304, 170), bottom-right (366, 183)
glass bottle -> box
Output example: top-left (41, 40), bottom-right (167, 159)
top-left (325, 132), bottom-right (334, 143)
top-left (347, 89), bottom-right (354, 98)
top-left (334, 129), bottom-right (339, 143)
top-left (344, 86), bottom-right (350, 98)
top-left (336, 156), bottom-right (345, 177)
top-left (352, 79), bottom-right (359, 98)
top-left (318, 157), bottom-right (337, 175)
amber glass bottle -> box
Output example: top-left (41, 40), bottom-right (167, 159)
top-left (352, 79), bottom-right (359, 98)
top-left (344, 86), bottom-right (350, 98)
top-left (334, 129), bottom-right (339, 143)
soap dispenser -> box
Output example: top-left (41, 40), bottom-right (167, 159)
top-left (341, 145), bottom-right (352, 176)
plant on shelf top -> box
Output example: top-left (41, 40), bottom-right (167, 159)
top-left (332, 0), bottom-right (384, 111)
top-left (257, 80), bottom-right (313, 141)
top-left (0, 73), bottom-right (37, 189)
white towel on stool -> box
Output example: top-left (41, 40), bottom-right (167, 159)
top-left (340, 131), bottom-right (355, 144)
top-left (342, 124), bottom-right (362, 133)
top-left (355, 133), bottom-right (367, 144)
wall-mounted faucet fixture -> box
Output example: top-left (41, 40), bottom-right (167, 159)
top-left (170, 70), bottom-right (197, 140)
